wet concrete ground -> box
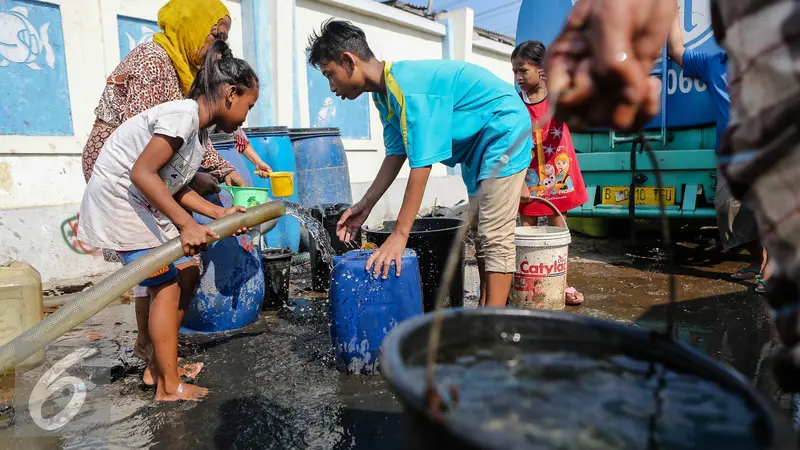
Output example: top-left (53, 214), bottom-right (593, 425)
top-left (0, 223), bottom-right (786, 449)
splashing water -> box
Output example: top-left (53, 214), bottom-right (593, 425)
top-left (284, 202), bottom-right (336, 269)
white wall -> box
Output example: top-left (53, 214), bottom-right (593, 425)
top-left (296, 0), bottom-right (449, 183)
top-left (471, 37), bottom-right (514, 85)
top-left (0, 206), bottom-right (120, 283)
top-left (1, 0), bottom-right (515, 283)
top-left (293, 1), bottom-right (516, 216)
top-left (0, 0), bottom-right (245, 282)
top-left (0, 0), bottom-right (245, 210)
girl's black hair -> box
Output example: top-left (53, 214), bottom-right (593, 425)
top-left (307, 19), bottom-right (376, 68)
top-left (512, 40), bottom-right (546, 67)
top-left (188, 39), bottom-right (259, 102)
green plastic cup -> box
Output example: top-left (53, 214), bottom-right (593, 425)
top-left (218, 185), bottom-right (270, 208)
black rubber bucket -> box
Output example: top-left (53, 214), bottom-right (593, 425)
top-left (365, 218), bottom-right (465, 312)
top-left (261, 248), bottom-right (292, 310)
top-left (309, 203), bottom-right (359, 292)
top-left (381, 308), bottom-right (792, 449)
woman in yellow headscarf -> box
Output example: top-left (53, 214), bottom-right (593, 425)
top-left (81, 0), bottom-right (270, 385)
top-left (153, 0), bottom-right (231, 95)
top-left (84, 0), bottom-right (272, 184)
top-left (83, 0), bottom-right (244, 185)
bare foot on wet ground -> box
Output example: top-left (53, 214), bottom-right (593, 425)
top-left (136, 340), bottom-right (198, 386)
top-left (143, 360), bottom-right (204, 386)
top-left (155, 382), bottom-right (209, 402)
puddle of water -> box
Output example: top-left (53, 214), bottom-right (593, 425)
top-left (0, 235), bottom-right (782, 449)
top-left (0, 304), bottom-right (406, 450)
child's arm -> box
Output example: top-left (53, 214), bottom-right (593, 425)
top-left (241, 145), bottom-right (273, 177)
top-left (131, 135), bottom-right (230, 255)
top-left (361, 91), bottom-right (454, 276)
top-left (393, 167), bottom-right (431, 238)
top-left (174, 187), bottom-right (248, 235)
top-left (174, 187), bottom-right (244, 219)
top-left (336, 154), bottom-right (406, 243)
top-left (668, 8), bottom-right (716, 84)
top-left (667, 7), bottom-right (686, 66)
top-left (365, 165), bottom-right (431, 279)
top-left (359, 155), bottom-right (407, 207)
top-left (520, 179), bottom-right (533, 203)
top-left (231, 128), bottom-right (272, 177)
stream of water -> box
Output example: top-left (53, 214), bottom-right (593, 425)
top-left (284, 202), bottom-right (336, 268)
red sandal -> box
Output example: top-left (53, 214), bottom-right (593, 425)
top-left (565, 287), bottom-right (584, 306)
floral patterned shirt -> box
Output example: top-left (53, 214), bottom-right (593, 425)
top-left (91, 42), bottom-right (250, 180)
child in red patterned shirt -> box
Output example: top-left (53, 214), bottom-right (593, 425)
top-left (512, 41), bottom-right (588, 306)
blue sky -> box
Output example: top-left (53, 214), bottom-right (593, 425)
top-left (401, 0), bottom-right (522, 37)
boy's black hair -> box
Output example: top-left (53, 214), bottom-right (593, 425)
top-left (511, 40), bottom-right (546, 67)
top-left (307, 19), bottom-right (376, 68)
top-left (188, 39), bottom-right (259, 102)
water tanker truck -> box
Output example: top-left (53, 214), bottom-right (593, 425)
top-left (517, 0), bottom-right (720, 220)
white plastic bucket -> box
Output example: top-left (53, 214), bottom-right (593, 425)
top-left (510, 199), bottom-right (571, 311)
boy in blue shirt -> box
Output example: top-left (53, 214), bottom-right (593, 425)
top-left (307, 20), bottom-right (532, 307)
top-left (667, 9), bottom-right (768, 292)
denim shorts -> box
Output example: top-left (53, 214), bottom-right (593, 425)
top-left (116, 249), bottom-right (194, 288)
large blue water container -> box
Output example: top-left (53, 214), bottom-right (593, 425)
top-left (210, 134), bottom-right (254, 185)
top-left (181, 191), bottom-right (264, 334)
top-left (516, 0), bottom-right (724, 128)
top-left (289, 128), bottom-right (353, 208)
top-left (243, 127), bottom-right (301, 253)
top-left (329, 249), bottom-right (424, 375)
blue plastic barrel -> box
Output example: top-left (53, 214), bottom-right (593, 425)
top-left (243, 127), bottom-right (301, 252)
top-left (289, 128), bottom-right (353, 208)
top-left (181, 191), bottom-right (264, 333)
top-left (516, 0), bottom-right (724, 128)
top-left (329, 249), bottom-right (424, 375)
top-left (210, 133), bottom-right (254, 185)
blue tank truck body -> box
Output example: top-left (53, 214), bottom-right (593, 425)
top-left (517, 0), bottom-right (721, 219)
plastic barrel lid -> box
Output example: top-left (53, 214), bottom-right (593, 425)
top-left (288, 127), bottom-right (341, 138)
top-left (243, 126), bottom-right (289, 135)
top-left (210, 133), bottom-right (235, 144)
top-left (337, 248), bottom-right (418, 261)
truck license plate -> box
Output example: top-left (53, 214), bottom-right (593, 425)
top-left (601, 186), bottom-right (676, 206)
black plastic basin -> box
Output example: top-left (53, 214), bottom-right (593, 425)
top-left (309, 203), bottom-right (358, 292)
top-left (365, 218), bottom-right (466, 312)
top-left (381, 308), bottom-right (793, 449)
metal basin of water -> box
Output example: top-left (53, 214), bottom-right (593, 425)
top-left (381, 308), bottom-right (792, 449)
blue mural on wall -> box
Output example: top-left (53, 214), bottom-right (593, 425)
top-left (306, 57), bottom-right (371, 140)
top-left (0, 1), bottom-right (72, 136)
top-left (117, 15), bottom-right (161, 60)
